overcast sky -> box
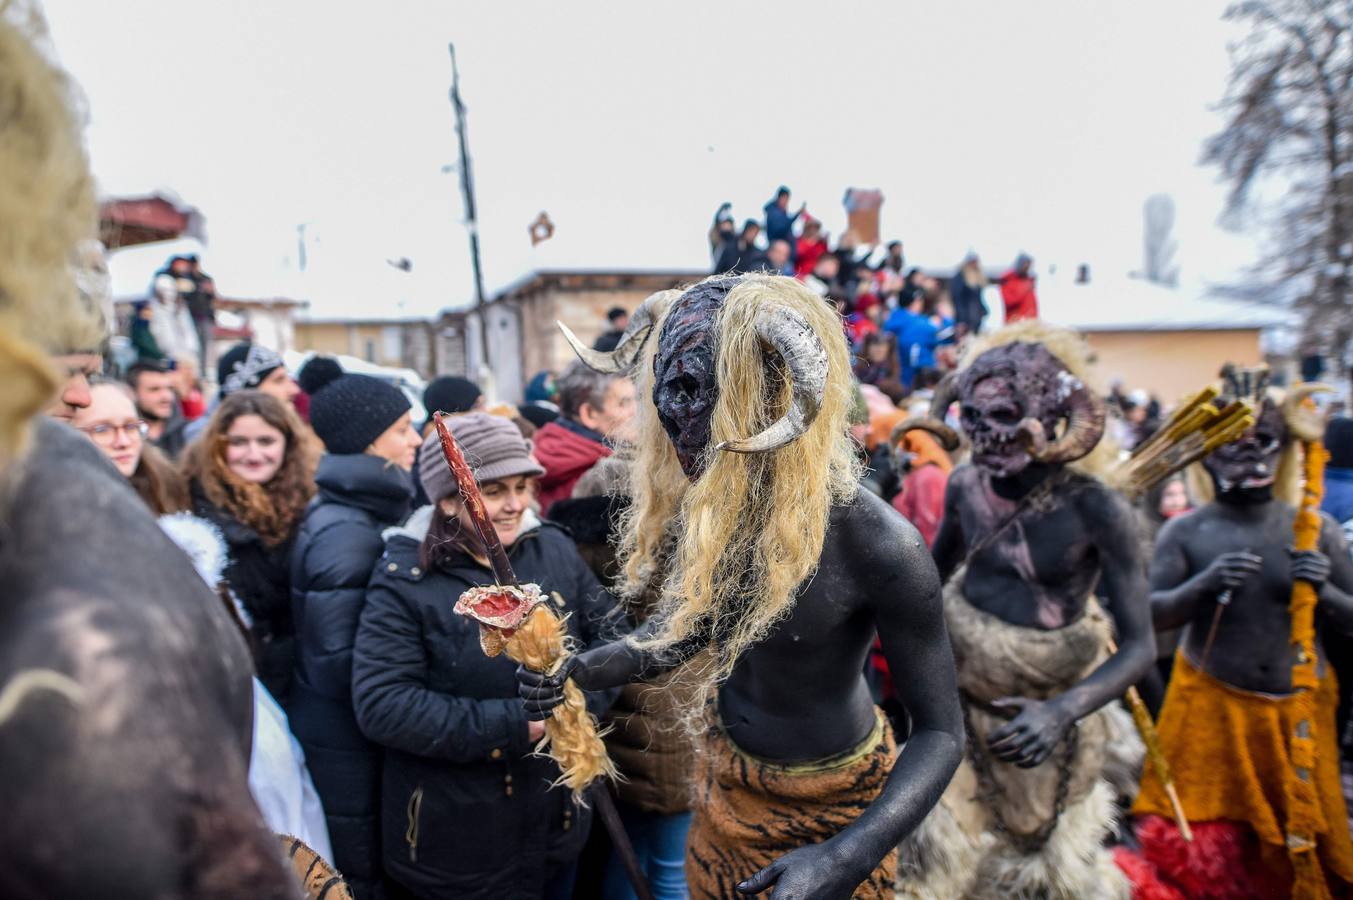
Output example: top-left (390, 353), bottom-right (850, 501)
top-left (42, 0), bottom-right (1258, 319)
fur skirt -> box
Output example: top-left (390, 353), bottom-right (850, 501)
top-left (685, 709), bottom-right (898, 900)
top-left (896, 572), bottom-right (1139, 899)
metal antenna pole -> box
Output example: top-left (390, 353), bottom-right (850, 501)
top-left (448, 43), bottom-right (494, 396)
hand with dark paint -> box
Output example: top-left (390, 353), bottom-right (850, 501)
top-left (1290, 548), bottom-right (1331, 591)
top-left (985, 697), bottom-right (1073, 768)
top-left (737, 838), bottom-right (869, 900)
top-left (1199, 550), bottom-right (1263, 594)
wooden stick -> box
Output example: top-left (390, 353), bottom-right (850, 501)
top-left (1111, 639), bottom-right (1193, 842)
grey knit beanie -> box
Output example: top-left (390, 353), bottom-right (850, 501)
top-left (419, 412), bottom-right (545, 504)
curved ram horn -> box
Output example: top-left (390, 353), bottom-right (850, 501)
top-left (556, 290), bottom-right (677, 374)
top-left (1030, 376), bottom-right (1106, 465)
top-left (716, 305), bottom-right (828, 455)
top-left (1282, 382), bottom-right (1334, 443)
top-left (1016, 417), bottom-right (1049, 457)
top-left (891, 373), bottom-right (961, 452)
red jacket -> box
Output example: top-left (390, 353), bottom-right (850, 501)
top-left (999, 271), bottom-right (1038, 322)
top-left (891, 463), bottom-right (949, 548)
top-left (794, 237), bottom-right (829, 278)
top-left (534, 421), bottom-right (611, 514)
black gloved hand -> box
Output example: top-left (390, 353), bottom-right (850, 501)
top-left (516, 656), bottom-right (579, 722)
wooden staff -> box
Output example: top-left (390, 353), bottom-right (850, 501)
top-left (1109, 639), bottom-right (1192, 842)
top-left (1286, 437), bottom-right (1330, 900)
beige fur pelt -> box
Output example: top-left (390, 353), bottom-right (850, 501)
top-left (0, 1), bottom-right (103, 470)
top-left (897, 780), bottom-right (1129, 900)
top-left (895, 571), bottom-right (1137, 899)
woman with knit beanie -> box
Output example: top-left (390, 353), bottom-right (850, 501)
top-left (290, 356), bottom-right (422, 900)
top-left (351, 412), bottom-right (623, 900)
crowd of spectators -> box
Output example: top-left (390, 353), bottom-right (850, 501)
top-left (708, 187), bottom-right (1044, 410)
top-left (35, 203), bottom-right (1186, 900)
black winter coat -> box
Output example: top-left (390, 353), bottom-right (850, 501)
top-left (191, 481), bottom-right (297, 705)
top-left (291, 453), bottom-right (413, 900)
top-left (352, 506), bottom-right (625, 900)
top-left (949, 271), bottom-right (989, 334)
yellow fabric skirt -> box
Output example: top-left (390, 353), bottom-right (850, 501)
top-left (685, 709), bottom-right (897, 900)
top-left (1133, 650), bottom-right (1353, 887)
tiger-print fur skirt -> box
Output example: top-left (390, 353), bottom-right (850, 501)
top-left (685, 709), bottom-right (898, 899)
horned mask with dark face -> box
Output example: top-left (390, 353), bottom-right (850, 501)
top-left (1201, 366), bottom-right (1327, 497)
top-left (899, 341), bottom-right (1106, 479)
top-left (557, 276), bottom-right (833, 480)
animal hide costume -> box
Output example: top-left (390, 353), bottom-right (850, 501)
top-left (897, 571), bottom-right (1137, 900)
top-left (687, 711), bottom-right (898, 900)
top-left (546, 274), bottom-right (964, 899)
top-left (896, 321), bottom-right (1150, 899)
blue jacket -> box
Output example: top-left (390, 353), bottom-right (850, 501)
top-left (1323, 468), bottom-right (1353, 528)
top-left (883, 308), bottom-right (943, 387)
top-left (763, 200), bottom-right (801, 245)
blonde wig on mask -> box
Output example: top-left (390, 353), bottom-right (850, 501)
top-left (0, 2), bottom-right (102, 470)
top-left (959, 318), bottom-right (1118, 479)
top-left (618, 275), bottom-right (860, 697)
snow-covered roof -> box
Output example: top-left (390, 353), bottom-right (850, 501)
top-left (1032, 274), bottom-right (1293, 332)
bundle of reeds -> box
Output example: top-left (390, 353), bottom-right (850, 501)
top-left (1113, 386), bottom-right (1255, 497)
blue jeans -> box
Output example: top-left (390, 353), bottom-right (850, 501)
top-left (602, 805), bottom-right (693, 900)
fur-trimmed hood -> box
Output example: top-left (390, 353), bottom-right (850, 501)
top-left (382, 503), bottom-right (542, 546)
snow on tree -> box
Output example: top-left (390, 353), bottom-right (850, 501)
top-left (1204, 0), bottom-right (1353, 358)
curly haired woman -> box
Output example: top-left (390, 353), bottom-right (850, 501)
top-left (182, 390), bottom-right (318, 705)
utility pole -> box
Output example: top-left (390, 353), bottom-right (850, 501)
top-left (448, 43), bottom-right (494, 395)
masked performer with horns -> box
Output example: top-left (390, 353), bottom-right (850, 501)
top-left (895, 321), bottom-right (1154, 899)
top-left (519, 274), bottom-right (964, 900)
top-left (0, 3), bottom-right (303, 897)
top-left (1130, 367), bottom-right (1353, 899)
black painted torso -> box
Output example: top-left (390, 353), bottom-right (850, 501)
top-left (716, 489), bottom-right (942, 761)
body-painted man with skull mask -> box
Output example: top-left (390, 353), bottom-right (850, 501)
top-left (1129, 367), bottom-right (1353, 898)
top-left (895, 322), bottom-right (1154, 899)
top-left (520, 274), bottom-right (964, 900)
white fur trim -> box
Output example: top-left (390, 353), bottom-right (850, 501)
top-left (157, 512), bottom-right (251, 626)
top-left (158, 513), bottom-right (229, 588)
top-left (383, 504), bottom-right (436, 543)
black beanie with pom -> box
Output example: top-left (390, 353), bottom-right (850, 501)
top-left (300, 356), bottom-right (410, 454)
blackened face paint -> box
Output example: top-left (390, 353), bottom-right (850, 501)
top-left (1204, 400), bottom-right (1286, 496)
top-left (653, 279), bottom-right (736, 480)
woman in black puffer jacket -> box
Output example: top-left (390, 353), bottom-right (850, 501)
top-left (181, 390), bottom-right (318, 705)
top-left (290, 358), bottom-right (423, 900)
top-left (353, 413), bottom-right (623, 900)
